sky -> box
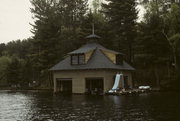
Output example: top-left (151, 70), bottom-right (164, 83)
top-left (0, 0), bottom-right (33, 43)
top-left (0, 0), bottom-right (144, 44)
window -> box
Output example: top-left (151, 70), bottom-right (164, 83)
top-left (116, 54), bottom-right (123, 65)
top-left (71, 54), bottom-right (85, 65)
top-left (79, 54), bottom-right (85, 64)
top-left (71, 55), bottom-right (78, 65)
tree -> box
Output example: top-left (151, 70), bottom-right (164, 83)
top-left (0, 43), bottom-right (5, 56)
top-left (160, 3), bottom-right (180, 77)
top-left (92, 0), bottom-right (102, 14)
top-left (30, 0), bottom-right (88, 82)
top-left (103, 0), bottom-right (138, 62)
top-left (169, 33), bottom-right (180, 69)
top-left (135, 0), bottom-right (172, 87)
top-left (6, 56), bottom-right (21, 85)
top-left (0, 56), bottom-right (11, 86)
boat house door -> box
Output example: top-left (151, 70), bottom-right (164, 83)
top-left (56, 78), bottom-right (72, 93)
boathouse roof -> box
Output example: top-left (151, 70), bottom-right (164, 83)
top-left (68, 42), bottom-right (123, 55)
top-left (50, 42), bottom-right (135, 71)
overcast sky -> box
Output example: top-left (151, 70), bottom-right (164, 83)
top-left (0, 0), bottom-right (33, 43)
top-left (0, 0), bottom-right (144, 44)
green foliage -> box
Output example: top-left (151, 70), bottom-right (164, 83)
top-left (170, 33), bottom-right (180, 46)
top-left (5, 56), bottom-right (21, 84)
top-left (0, 43), bottom-right (5, 56)
top-left (102, 0), bottom-right (138, 62)
top-left (0, 39), bottom-right (35, 86)
top-left (92, 0), bottom-right (102, 13)
top-left (0, 56), bottom-right (11, 85)
top-left (139, 16), bottom-right (170, 61)
top-left (29, 0), bottom-right (88, 82)
top-left (134, 0), bottom-right (180, 88)
top-left (4, 39), bottom-right (32, 58)
top-left (168, 4), bottom-right (180, 35)
top-left (169, 33), bottom-right (180, 67)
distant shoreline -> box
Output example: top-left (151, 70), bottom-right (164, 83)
top-left (0, 87), bottom-right (53, 92)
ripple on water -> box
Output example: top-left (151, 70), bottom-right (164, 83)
top-left (0, 91), bottom-right (180, 121)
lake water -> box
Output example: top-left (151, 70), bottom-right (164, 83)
top-left (0, 91), bottom-right (180, 121)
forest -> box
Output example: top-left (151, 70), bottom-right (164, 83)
top-left (0, 0), bottom-right (180, 90)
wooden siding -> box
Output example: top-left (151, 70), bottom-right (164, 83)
top-left (53, 70), bottom-right (133, 93)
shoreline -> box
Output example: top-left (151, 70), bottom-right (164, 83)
top-left (1, 87), bottom-right (180, 94)
top-left (0, 87), bottom-right (53, 92)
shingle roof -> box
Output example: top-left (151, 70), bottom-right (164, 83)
top-left (68, 43), bottom-right (100, 54)
top-left (69, 43), bottom-right (123, 55)
top-left (50, 43), bottom-right (135, 71)
top-left (85, 34), bottom-right (101, 39)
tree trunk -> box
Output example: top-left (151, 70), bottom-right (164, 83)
top-left (154, 65), bottom-right (160, 88)
top-left (174, 48), bottom-right (178, 70)
top-left (129, 43), bottom-right (132, 63)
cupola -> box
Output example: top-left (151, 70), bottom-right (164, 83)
top-left (85, 24), bottom-right (101, 43)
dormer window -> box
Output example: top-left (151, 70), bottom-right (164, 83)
top-left (116, 54), bottom-right (123, 65)
top-left (71, 54), bottom-right (85, 65)
top-left (71, 55), bottom-right (78, 65)
top-left (79, 54), bottom-right (85, 64)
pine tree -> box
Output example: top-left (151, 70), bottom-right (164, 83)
top-left (0, 43), bottom-right (5, 56)
top-left (136, 0), bottom-right (171, 87)
top-left (103, 0), bottom-right (138, 62)
top-left (30, 0), bottom-right (88, 81)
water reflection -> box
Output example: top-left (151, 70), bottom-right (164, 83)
top-left (0, 91), bottom-right (35, 121)
top-left (0, 91), bottom-right (180, 121)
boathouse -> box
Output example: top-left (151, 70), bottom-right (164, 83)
top-left (50, 33), bottom-right (135, 94)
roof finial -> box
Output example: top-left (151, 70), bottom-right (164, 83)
top-left (92, 23), bottom-right (94, 35)
top-left (85, 23), bottom-right (101, 40)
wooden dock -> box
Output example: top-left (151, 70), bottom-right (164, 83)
top-left (106, 88), bottom-right (154, 96)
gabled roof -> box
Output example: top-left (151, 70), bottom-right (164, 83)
top-left (68, 43), bottom-right (99, 54)
top-left (69, 42), bottom-right (123, 55)
top-left (50, 43), bottom-right (135, 71)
